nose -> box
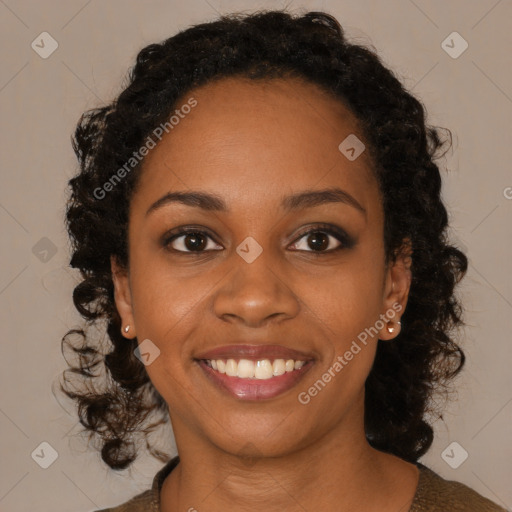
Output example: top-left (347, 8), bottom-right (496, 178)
top-left (212, 250), bottom-right (300, 328)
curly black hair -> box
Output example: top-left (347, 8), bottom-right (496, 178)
top-left (59, 9), bottom-right (468, 470)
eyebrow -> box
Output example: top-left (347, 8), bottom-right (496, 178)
top-left (145, 186), bottom-right (366, 217)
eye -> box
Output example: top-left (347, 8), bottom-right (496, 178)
top-left (163, 227), bottom-right (222, 253)
top-left (289, 224), bottom-right (354, 254)
top-left (162, 223), bottom-right (355, 255)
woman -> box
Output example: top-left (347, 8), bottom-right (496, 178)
top-left (60, 9), bottom-right (506, 512)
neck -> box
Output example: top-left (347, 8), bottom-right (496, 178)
top-left (160, 404), bottom-right (419, 512)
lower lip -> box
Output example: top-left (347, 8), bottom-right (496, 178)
top-left (197, 360), bottom-right (314, 400)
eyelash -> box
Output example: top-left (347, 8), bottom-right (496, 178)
top-left (162, 223), bottom-right (355, 256)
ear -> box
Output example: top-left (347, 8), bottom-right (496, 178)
top-left (378, 239), bottom-right (412, 341)
top-left (110, 255), bottom-right (136, 339)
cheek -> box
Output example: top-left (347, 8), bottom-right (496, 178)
top-left (129, 267), bottom-right (206, 410)
top-left (128, 252), bottom-right (212, 371)
top-left (294, 266), bottom-right (382, 418)
top-left (297, 260), bottom-right (385, 341)
top-left (130, 241), bottom-right (202, 319)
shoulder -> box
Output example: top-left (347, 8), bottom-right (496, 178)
top-left (93, 489), bottom-right (155, 512)
top-left (411, 463), bottom-right (507, 512)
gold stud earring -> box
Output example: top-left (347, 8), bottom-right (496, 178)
top-left (386, 320), bottom-right (401, 334)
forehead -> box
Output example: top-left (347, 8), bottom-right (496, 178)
top-left (133, 76), bottom-right (379, 215)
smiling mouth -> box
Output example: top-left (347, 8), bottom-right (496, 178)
top-left (196, 357), bottom-right (314, 400)
top-left (203, 357), bottom-right (306, 379)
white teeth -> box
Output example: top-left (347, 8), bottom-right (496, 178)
top-left (206, 358), bottom-right (307, 380)
top-left (237, 359), bottom-right (254, 378)
top-left (254, 359), bottom-right (273, 379)
top-left (272, 359), bottom-right (286, 376)
top-left (225, 359), bottom-right (237, 377)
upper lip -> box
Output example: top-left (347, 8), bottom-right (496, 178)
top-left (195, 344), bottom-right (315, 361)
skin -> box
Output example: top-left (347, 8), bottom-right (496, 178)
top-left (111, 76), bottom-right (418, 512)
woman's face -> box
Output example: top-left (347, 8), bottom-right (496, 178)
top-left (112, 76), bottom-right (411, 458)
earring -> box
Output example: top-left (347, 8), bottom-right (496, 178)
top-left (124, 325), bottom-right (130, 333)
top-left (386, 320), bottom-right (402, 334)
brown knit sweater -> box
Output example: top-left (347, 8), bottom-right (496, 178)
top-left (95, 457), bottom-right (507, 511)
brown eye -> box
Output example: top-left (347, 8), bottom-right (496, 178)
top-left (178, 232), bottom-right (207, 251)
top-left (163, 229), bottom-right (222, 253)
top-left (292, 231), bottom-right (340, 252)
top-left (290, 224), bottom-right (355, 253)
top-left (311, 232), bottom-right (331, 251)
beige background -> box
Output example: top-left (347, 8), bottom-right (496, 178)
top-left (1, 0), bottom-right (511, 511)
